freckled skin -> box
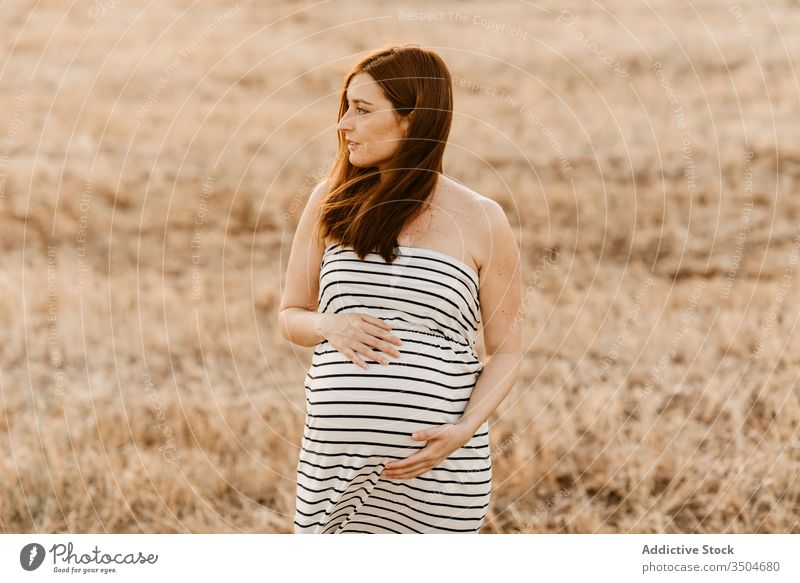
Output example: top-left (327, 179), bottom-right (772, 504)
top-left (336, 72), bottom-right (410, 172)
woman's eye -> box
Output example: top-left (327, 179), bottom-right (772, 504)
top-left (356, 107), bottom-right (367, 115)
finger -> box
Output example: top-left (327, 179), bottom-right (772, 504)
top-left (360, 325), bottom-right (403, 356)
top-left (353, 342), bottom-right (389, 367)
top-left (379, 337), bottom-right (403, 356)
top-left (385, 462), bottom-right (435, 479)
top-left (365, 335), bottom-right (403, 359)
top-left (387, 457), bottom-right (436, 474)
top-left (371, 326), bottom-right (403, 347)
top-left (363, 323), bottom-right (404, 350)
top-left (413, 425), bottom-right (450, 441)
top-left (362, 314), bottom-right (392, 330)
top-left (384, 451), bottom-right (431, 472)
top-left (341, 347), bottom-right (368, 369)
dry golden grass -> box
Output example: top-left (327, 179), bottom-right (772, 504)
top-left (1, 0), bottom-right (798, 533)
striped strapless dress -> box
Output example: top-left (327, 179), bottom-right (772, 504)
top-left (293, 242), bottom-right (491, 533)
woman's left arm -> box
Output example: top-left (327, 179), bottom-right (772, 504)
top-left (455, 200), bottom-right (523, 437)
top-left (382, 202), bottom-right (523, 480)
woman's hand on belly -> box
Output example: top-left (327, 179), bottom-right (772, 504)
top-left (319, 312), bottom-right (403, 369)
top-left (381, 423), bottom-right (474, 480)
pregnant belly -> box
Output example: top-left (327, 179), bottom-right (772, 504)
top-left (304, 330), bottom-right (484, 436)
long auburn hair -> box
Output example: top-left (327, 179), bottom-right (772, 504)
top-left (313, 43), bottom-right (454, 263)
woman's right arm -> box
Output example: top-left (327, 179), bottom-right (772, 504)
top-left (277, 180), bottom-right (328, 347)
top-left (278, 179), bottom-right (404, 364)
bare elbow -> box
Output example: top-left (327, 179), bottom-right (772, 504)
top-left (485, 337), bottom-right (523, 360)
top-left (486, 344), bottom-right (523, 378)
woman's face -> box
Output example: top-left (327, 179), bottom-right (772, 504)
top-left (336, 72), bottom-right (410, 173)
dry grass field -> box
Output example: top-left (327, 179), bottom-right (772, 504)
top-left (1, 0), bottom-right (798, 533)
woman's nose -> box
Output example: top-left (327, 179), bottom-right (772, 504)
top-left (336, 111), bottom-right (354, 131)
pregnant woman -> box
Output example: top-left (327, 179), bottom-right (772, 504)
top-left (279, 43), bottom-right (522, 533)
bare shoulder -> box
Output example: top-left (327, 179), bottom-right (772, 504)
top-left (310, 177), bottom-right (330, 202)
top-left (439, 174), bottom-right (492, 228)
top-left (307, 178), bottom-right (333, 246)
top-left (439, 176), bottom-right (510, 274)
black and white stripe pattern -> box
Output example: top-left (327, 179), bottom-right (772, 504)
top-left (294, 243), bottom-right (491, 534)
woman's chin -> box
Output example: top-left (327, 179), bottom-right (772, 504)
top-left (347, 155), bottom-right (372, 168)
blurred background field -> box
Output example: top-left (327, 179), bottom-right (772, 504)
top-left (0, 0), bottom-right (798, 533)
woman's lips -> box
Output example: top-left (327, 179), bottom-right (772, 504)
top-left (347, 141), bottom-right (360, 150)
